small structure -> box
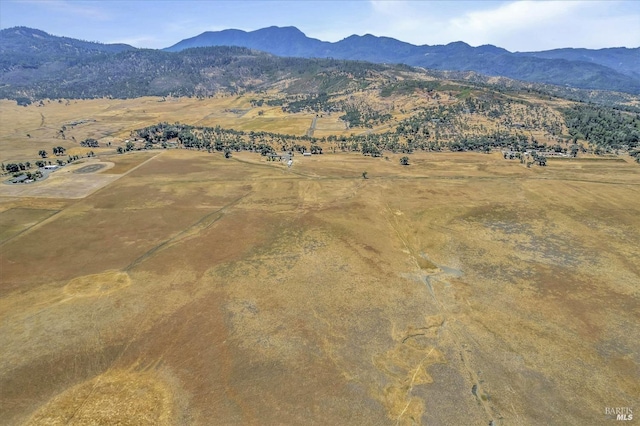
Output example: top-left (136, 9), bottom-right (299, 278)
top-left (303, 152), bottom-right (312, 157)
top-left (44, 164), bottom-right (59, 169)
top-left (287, 159), bottom-right (293, 168)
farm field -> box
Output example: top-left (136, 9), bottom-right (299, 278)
top-left (1, 147), bottom-right (639, 425)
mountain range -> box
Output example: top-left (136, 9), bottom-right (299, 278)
top-left (164, 26), bottom-right (640, 94)
top-left (1, 26), bottom-right (639, 99)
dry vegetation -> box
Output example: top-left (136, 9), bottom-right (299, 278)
top-left (0, 96), bottom-right (639, 425)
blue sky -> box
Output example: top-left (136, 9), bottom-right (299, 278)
top-left (1, 0), bottom-right (639, 51)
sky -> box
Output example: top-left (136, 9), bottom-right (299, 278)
top-left (1, 0), bottom-right (639, 52)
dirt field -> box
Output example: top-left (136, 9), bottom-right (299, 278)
top-left (1, 147), bottom-right (638, 425)
top-left (0, 157), bottom-right (130, 199)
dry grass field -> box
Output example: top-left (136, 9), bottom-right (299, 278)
top-left (0, 90), bottom-right (568, 165)
top-left (0, 96), bottom-right (343, 164)
top-left (1, 145), bottom-right (638, 425)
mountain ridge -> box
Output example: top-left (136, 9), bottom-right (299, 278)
top-left (164, 26), bottom-right (640, 94)
top-left (1, 26), bottom-right (640, 102)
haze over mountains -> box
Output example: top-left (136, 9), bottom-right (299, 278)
top-left (1, 25), bottom-right (639, 98)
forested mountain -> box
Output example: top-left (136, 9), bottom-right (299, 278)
top-left (516, 47), bottom-right (640, 80)
top-left (0, 26), bottom-right (135, 70)
top-left (0, 28), bottom-right (400, 100)
top-left (1, 26), bottom-right (639, 111)
top-left (165, 26), bottom-right (640, 94)
top-left (1, 27), bottom-right (638, 164)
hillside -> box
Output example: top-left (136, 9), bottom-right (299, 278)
top-left (516, 47), bottom-right (640, 80)
top-left (2, 26), bottom-right (640, 109)
top-left (165, 26), bottom-right (640, 94)
top-left (0, 26), bottom-right (638, 163)
top-left (0, 26), bottom-right (135, 70)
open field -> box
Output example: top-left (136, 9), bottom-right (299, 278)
top-left (0, 97), bottom-right (343, 164)
top-left (1, 147), bottom-right (638, 425)
top-left (0, 88), bottom-right (574, 166)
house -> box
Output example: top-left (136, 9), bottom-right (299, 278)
top-left (11, 175), bottom-right (28, 183)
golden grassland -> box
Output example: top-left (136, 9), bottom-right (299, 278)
top-left (0, 96), bottom-right (639, 425)
top-left (0, 88), bottom-right (568, 165)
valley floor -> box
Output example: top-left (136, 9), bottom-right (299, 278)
top-left (1, 150), bottom-right (638, 425)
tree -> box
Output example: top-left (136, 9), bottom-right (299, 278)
top-left (38, 150), bottom-right (47, 158)
top-left (5, 163), bottom-right (20, 173)
top-left (537, 156), bottom-right (547, 166)
top-left (362, 171), bottom-right (368, 179)
top-left (570, 144), bottom-right (579, 157)
top-left (224, 150), bottom-right (232, 158)
top-left (400, 156), bottom-right (410, 165)
top-left (80, 138), bottom-right (99, 148)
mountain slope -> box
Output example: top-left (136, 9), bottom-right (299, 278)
top-left (0, 40), bottom-right (399, 100)
top-left (1, 26), bottom-right (639, 109)
top-left (516, 47), bottom-right (640, 79)
top-left (165, 26), bottom-right (330, 58)
top-left (0, 26), bottom-right (136, 71)
top-left (165, 26), bottom-right (640, 94)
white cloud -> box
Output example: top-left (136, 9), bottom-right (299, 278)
top-left (450, 1), bottom-right (583, 36)
top-left (363, 0), bottom-right (640, 50)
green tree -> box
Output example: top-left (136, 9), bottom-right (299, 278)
top-left (38, 150), bottom-right (48, 158)
top-left (5, 163), bottom-right (20, 173)
top-left (400, 156), bottom-right (410, 165)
